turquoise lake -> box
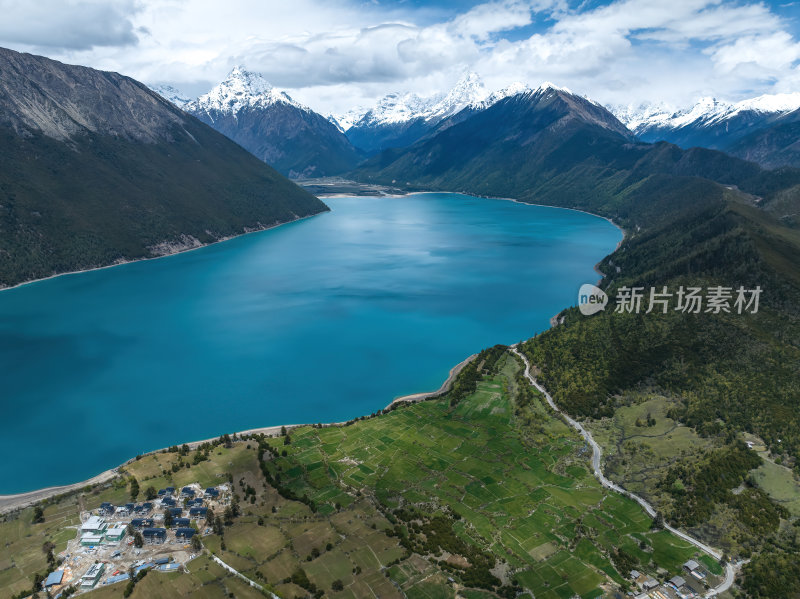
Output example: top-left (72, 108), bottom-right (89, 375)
top-left (0, 193), bottom-right (621, 493)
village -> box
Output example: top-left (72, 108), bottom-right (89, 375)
top-left (40, 483), bottom-right (231, 597)
top-left (630, 557), bottom-right (723, 599)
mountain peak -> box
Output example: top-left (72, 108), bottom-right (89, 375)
top-left (426, 72), bottom-right (489, 120)
top-left (189, 67), bottom-right (306, 115)
top-left (536, 81), bottom-right (573, 95)
top-left (150, 84), bottom-right (192, 109)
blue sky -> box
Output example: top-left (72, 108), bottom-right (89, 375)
top-left (1, 0), bottom-right (799, 114)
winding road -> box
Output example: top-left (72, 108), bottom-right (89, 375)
top-left (509, 346), bottom-right (737, 598)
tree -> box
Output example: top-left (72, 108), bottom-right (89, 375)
top-left (280, 426), bottom-right (287, 436)
top-left (332, 580), bottom-right (344, 591)
top-left (144, 486), bottom-right (157, 501)
top-left (129, 477), bottom-right (140, 501)
top-left (133, 532), bottom-right (144, 548)
top-left (213, 516), bottom-right (224, 536)
top-left (32, 506), bottom-right (44, 524)
top-left (164, 509), bottom-right (174, 528)
top-left (651, 511), bottom-right (665, 530)
top-left (42, 541), bottom-right (55, 566)
top-left (191, 534), bottom-right (202, 552)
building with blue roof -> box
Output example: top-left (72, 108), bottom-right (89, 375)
top-left (153, 557), bottom-right (170, 565)
top-left (142, 528), bottom-right (166, 544)
top-left (175, 527), bottom-right (196, 538)
top-left (45, 570), bottom-right (64, 587)
top-left (131, 518), bottom-right (154, 529)
top-left (204, 487), bottom-right (219, 498)
top-left (168, 507), bottom-right (182, 517)
top-left (134, 562), bottom-right (153, 576)
top-left (105, 572), bottom-right (130, 585)
top-left (189, 507), bottom-right (208, 518)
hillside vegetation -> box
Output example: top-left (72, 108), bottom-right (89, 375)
top-left (0, 47), bottom-right (327, 288)
top-left (1, 350), bottom-right (717, 599)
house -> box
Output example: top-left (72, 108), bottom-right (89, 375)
top-left (669, 575), bottom-right (687, 588)
top-left (142, 527), bottom-right (167, 544)
top-left (80, 534), bottom-right (105, 546)
top-left (174, 518), bottom-right (191, 527)
top-left (168, 507), bottom-right (183, 517)
top-left (161, 497), bottom-right (177, 507)
top-left (99, 502), bottom-right (115, 515)
top-left (44, 570), bottom-right (64, 588)
top-left (81, 563), bottom-right (106, 589)
top-left (105, 526), bottom-right (127, 542)
top-left (141, 502), bottom-right (153, 512)
top-left (157, 489), bottom-right (167, 496)
top-left (204, 487), bottom-right (219, 498)
top-left (116, 505), bottom-right (131, 516)
top-left (104, 573), bottom-right (130, 585)
top-left (165, 486), bottom-right (175, 495)
top-left (131, 518), bottom-right (154, 529)
top-left (642, 577), bottom-right (658, 590)
top-left (181, 486), bottom-right (195, 498)
top-left (189, 507), bottom-right (208, 518)
top-left (630, 570), bottom-right (641, 580)
top-left (175, 527), bottom-right (196, 539)
top-left (81, 516), bottom-right (107, 535)
top-left (154, 557), bottom-right (170, 565)
top-left (188, 497), bottom-right (204, 507)
top-left (683, 560), bottom-right (700, 573)
top-left (159, 563), bottom-right (180, 571)
top-left (683, 560), bottom-right (706, 579)
top-left (134, 562), bottom-right (154, 576)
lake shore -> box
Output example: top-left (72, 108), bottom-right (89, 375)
top-left (0, 210), bottom-right (328, 294)
top-left (0, 354), bottom-right (475, 515)
top-left (0, 187), bottom-right (623, 510)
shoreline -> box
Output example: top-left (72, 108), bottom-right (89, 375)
top-left (0, 209), bottom-right (328, 294)
top-left (0, 355), bottom-right (474, 514)
top-left (0, 188), bottom-right (624, 512)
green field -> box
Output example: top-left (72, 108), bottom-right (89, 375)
top-left (0, 350), bottom-right (716, 599)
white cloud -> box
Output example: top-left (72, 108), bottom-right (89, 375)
top-left (0, 0), bottom-right (140, 50)
top-left (0, 0), bottom-right (797, 114)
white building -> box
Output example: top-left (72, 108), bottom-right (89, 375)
top-left (80, 563), bottom-right (105, 589)
top-left (104, 525), bottom-right (127, 542)
top-left (81, 516), bottom-right (107, 535)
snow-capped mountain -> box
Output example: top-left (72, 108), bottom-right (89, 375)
top-left (186, 66), bottom-right (309, 115)
top-left (612, 93), bottom-right (800, 151)
top-left (184, 67), bottom-right (361, 178)
top-left (345, 73), bottom-right (534, 154)
top-left (149, 84), bottom-right (192, 109)
top-left (328, 107), bottom-right (368, 132)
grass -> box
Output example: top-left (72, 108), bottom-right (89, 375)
top-left (0, 351), bottom-right (720, 599)
top-left (749, 458), bottom-right (800, 517)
